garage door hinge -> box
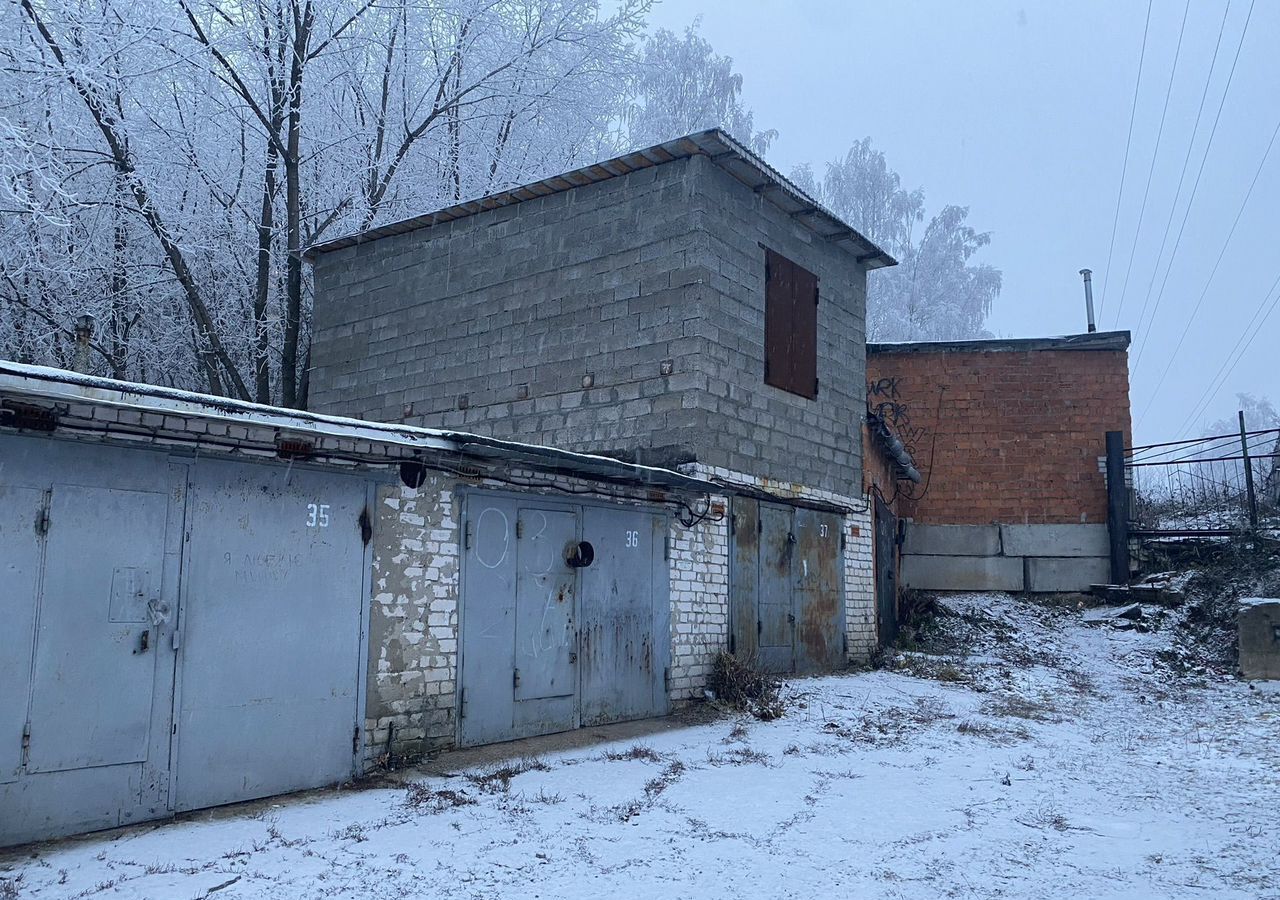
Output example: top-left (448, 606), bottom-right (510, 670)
top-left (20, 722), bottom-right (30, 765)
top-left (34, 505), bottom-right (49, 536)
top-left (463, 521), bottom-right (472, 551)
top-left (513, 668), bottom-right (521, 689)
top-left (352, 725), bottom-right (360, 755)
top-left (515, 519), bottom-right (523, 539)
top-left (663, 666), bottom-right (671, 692)
top-left (460, 688), bottom-right (468, 719)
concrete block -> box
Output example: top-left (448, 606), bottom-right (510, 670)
top-left (1238, 598), bottom-right (1280, 680)
top-left (902, 524), bottom-right (1002, 557)
top-left (1024, 556), bottom-right (1110, 593)
top-left (902, 554), bottom-right (1024, 592)
top-left (1001, 524), bottom-right (1109, 558)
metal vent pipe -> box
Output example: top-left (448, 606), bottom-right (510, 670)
top-left (1079, 269), bottom-right (1096, 333)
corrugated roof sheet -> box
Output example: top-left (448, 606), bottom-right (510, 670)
top-left (306, 128), bottom-right (896, 269)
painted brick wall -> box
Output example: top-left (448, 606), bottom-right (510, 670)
top-left (309, 154), bottom-right (870, 499)
top-left (866, 343), bottom-right (1131, 526)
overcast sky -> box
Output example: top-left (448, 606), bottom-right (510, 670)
top-left (647, 0), bottom-right (1278, 443)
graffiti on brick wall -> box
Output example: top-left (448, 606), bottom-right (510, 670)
top-left (868, 377), bottom-right (927, 455)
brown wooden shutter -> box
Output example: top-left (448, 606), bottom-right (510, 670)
top-left (764, 248), bottom-right (819, 399)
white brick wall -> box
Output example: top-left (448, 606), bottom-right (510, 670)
top-left (365, 478), bottom-right (460, 766)
top-left (666, 499), bottom-right (731, 701)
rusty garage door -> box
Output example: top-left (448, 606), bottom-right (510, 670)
top-left (0, 433), bottom-right (374, 847)
top-left (729, 497), bottom-right (845, 675)
top-left (458, 492), bottom-right (670, 747)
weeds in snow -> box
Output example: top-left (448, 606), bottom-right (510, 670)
top-left (707, 746), bottom-right (770, 766)
top-left (465, 757), bottom-right (551, 794)
top-left (981, 694), bottom-right (1058, 722)
top-left (708, 652), bottom-right (785, 720)
top-left (602, 744), bottom-right (662, 763)
top-left (404, 782), bottom-right (477, 813)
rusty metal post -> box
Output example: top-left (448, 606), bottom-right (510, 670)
top-left (1239, 410), bottom-right (1259, 532)
top-left (1105, 431), bottom-right (1130, 584)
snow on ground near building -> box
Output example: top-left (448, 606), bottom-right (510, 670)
top-left (4, 594), bottom-right (1278, 900)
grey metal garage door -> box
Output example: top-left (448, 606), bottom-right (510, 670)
top-left (173, 459), bottom-right (371, 812)
top-left (459, 492), bottom-right (670, 747)
top-left (1, 433), bottom-right (374, 846)
top-left (1, 438), bottom-right (186, 845)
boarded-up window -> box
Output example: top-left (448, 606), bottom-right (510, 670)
top-left (763, 248), bottom-right (819, 399)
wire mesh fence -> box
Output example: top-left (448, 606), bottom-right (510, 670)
top-left (1127, 426), bottom-right (1280, 537)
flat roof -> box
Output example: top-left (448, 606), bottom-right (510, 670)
top-left (868, 331), bottom-right (1131, 355)
top-left (0, 361), bottom-right (716, 495)
top-left (306, 128), bottom-right (896, 269)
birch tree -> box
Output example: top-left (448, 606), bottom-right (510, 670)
top-left (625, 21), bottom-right (774, 154)
top-left (1, 0), bottom-right (646, 406)
top-left (795, 138), bottom-right (1001, 341)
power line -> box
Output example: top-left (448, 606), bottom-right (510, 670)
top-left (1135, 107), bottom-right (1280, 430)
top-left (1110, 0), bottom-right (1192, 329)
top-left (1174, 270), bottom-right (1280, 438)
top-left (1132, 0), bottom-right (1256, 372)
top-left (1129, 0), bottom-right (1234, 364)
top-left (1098, 0), bottom-right (1154, 321)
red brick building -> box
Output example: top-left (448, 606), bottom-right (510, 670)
top-left (864, 331), bottom-right (1131, 594)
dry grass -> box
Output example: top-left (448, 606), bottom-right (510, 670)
top-left (403, 783), bottom-right (477, 813)
top-left (465, 757), bottom-right (550, 795)
top-left (708, 653), bottom-right (785, 720)
top-left (602, 744), bottom-right (662, 763)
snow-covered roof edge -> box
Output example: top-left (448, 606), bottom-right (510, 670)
top-left (868, 331), bottom-right (1131, 355)
top-left (0, 361), bottom-right (716, 494)
top-left (305, 128), bottom-right (896, 270)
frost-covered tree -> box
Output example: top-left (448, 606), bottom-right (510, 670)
top-left (794, 139), bottom-right (1001, 341)
top-left (1, 0), bottom-right (646, 405)
top-left (625, 21), bottom-right (775, 154)
top-left (1199, 394), bottom-right (1280, 509)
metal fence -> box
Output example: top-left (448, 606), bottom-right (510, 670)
top-left (1126, 423), bottom-right (1280, 538)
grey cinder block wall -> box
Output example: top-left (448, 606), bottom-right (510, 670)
top-left (308, 152), bottom-right (870, 499)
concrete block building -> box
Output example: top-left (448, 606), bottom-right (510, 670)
top-left (308, 130), bottom-right (896, 711)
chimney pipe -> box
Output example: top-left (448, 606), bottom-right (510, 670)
top-left (1079, 269), bottom-right (1096, 333)
top-left (72, 314), bottom-right (95, 374)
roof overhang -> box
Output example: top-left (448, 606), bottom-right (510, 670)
top-left (306, 129), bottom-right (896, 270)
top-left (0, 361), bottom-right (718, 496)
top-left (869, 331), bottom-right (1132, 355)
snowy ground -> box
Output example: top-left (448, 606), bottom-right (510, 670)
top-left (4, 594), bottom-right (1279, 900)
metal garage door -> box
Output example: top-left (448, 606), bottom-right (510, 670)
top-left (729, 497), bottom-right (846, 674)
top-left (459, 492), bottom-right (669, 747)
top-left (173, 460), bottom-right (370, 812)
top-left (0, 435), bottom-right (374, 846)
top-left (1, 438), bottom-right (186, 846)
